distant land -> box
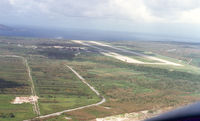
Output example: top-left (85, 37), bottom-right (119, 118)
top-left (0, 24), bottom-right (14, 31)
top-left (0, 24), bottom-right (199, 42)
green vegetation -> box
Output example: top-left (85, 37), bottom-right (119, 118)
top-left (58, 52), bottom-right (200, 120)
top-left (38, 48), bottom-right (75, 59)
top-left (1, 36), bottom-right (200, 121)
top-left (0, 95), bottom-right (35, 121)
top-left (71, 54), bottom-right (200, 103)
top-left (0, 57), bottom-right (35, 121)
top-left (29, 57), bottom-right (100, 115)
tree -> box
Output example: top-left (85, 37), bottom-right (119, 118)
top-left (9, 113), bottom-right (15, 118)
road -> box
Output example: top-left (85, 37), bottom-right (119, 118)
top-left (88, 41), bottom-right (182, 66)
top-left (24, 58), bottom-right (40, 116)
top-left (0, 55), bottom-right (40, 116)
top-left (72, 40), bottom-right (182, 66)
top-left (25, 64), bottom-right (106, 120)
top-left (65, 65), bottom-right (101, 96)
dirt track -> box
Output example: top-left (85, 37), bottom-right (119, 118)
top-left (0, 55), bottom-right (40, 116)
top-left (25, 65), bottom-right (105, 120)
top-left (24, 58), bottom-right (40, 116)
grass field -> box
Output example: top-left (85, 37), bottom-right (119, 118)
top-left (0, 56), bottom-right (35, 121)
top-left (29, 57), bottom-right (100, 115)
top-left (56, 54), bottom-right (200, 120)
top-left (44, 51), bottom-right (200, 120)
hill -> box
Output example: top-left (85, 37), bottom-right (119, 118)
top-left (0, 24), bottom-right (14, 31)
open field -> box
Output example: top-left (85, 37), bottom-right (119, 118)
top-left (0, 56), bottom-right (36, 121)
top-left (0, 37), bottom-right (200, 120)
top-left (36, 65), bottom-right (105, 120)
top-left (28, 56), bottom-right (101, 116)
top-left (54, 53), bottom-right (200, 120)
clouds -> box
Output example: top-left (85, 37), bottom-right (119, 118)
top-left (143, 0), bottom-right (200, 23)
top-left (107, 0), bottom-right (200, 23)
top-left (1, 0), bottom-right (200, 25)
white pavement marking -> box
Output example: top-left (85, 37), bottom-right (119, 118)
top-left (72, 40), bottom-right (182, 66)
top-left (101, 52), bottom-right (144, 64)
top-left (88, 41), bottom-right (182, 66)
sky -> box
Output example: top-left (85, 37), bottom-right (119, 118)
top-left (1, 0), bottom-right (200, 39)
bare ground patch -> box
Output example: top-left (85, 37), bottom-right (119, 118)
top-left (95, 107), bottom-right (173, 121)
top-left (11, 96), bottom-right (39, 104)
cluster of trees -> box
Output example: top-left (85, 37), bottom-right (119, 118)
top-left (38, 42), bottom-right (81, 47)
top-left (38, 48), bottom-right (75, 60)
top-left (0, 113), bottom-right (15, 118)
top-left (0, 78), bottom-right (23, 89)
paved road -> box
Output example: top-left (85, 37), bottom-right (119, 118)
top-left (0, 55), bottom-right (40, 116)
top-left (88, 41), bottom-right (182, 66)
top-left (25, 64), bottom-right (106, 120)
top-left (72, 40), bottom-right (182, 66)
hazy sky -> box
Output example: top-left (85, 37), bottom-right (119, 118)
top-left (1, 0), bottom-right (200, 39)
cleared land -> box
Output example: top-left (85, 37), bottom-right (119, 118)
top-left (73, 40), bottom-right (182, 66)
